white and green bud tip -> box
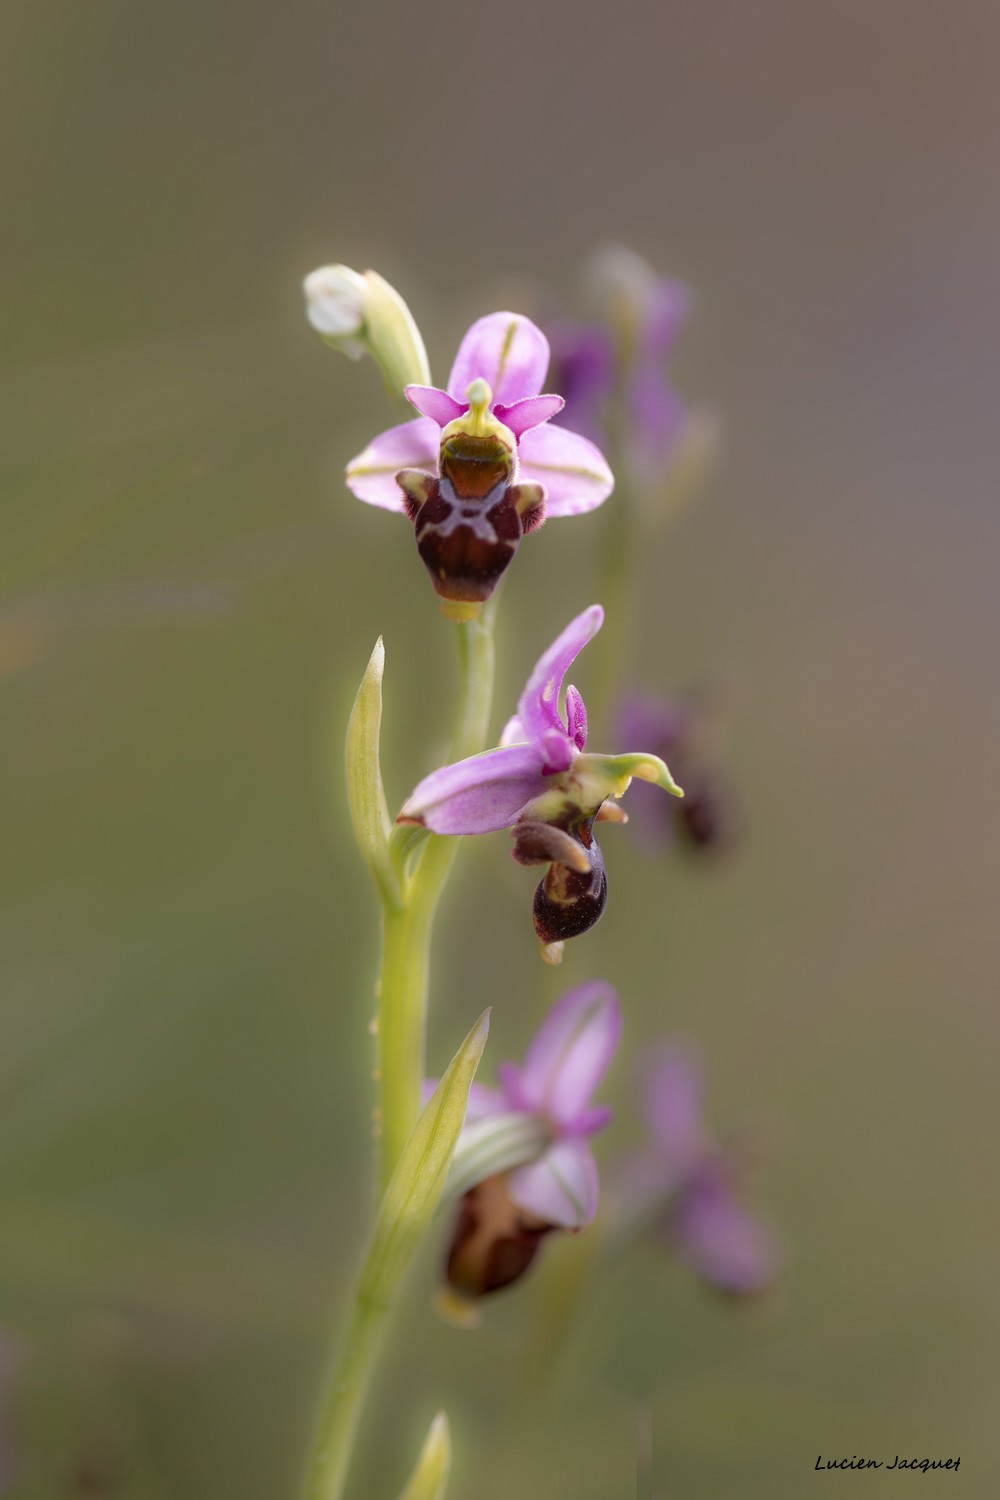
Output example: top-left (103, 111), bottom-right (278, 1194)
top-left (304, 263), bottom-right (431, 397)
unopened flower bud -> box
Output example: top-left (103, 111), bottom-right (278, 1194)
top-left (304, 264), bottom-right (431, 396)
top-left (304, 264), bottom-right (367, 350)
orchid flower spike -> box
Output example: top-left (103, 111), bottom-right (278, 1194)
top-left (398, 605), bottom-right (683, 958)
top-left (439, 982), bottom-right (621, 1319)
top-left (615, 1043), bottom-right (780, 1296)
top-left (345, 313), bottom-right (614, 619)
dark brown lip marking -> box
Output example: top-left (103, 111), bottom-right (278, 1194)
top-left (412, 476), bottom-right (523, 604)
top-left (445, 1173), bottom-right (555, 1301)
top-left (512, 811), bottom-right (609, 945)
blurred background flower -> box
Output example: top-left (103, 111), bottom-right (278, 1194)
top-left (616, 688), bottom-right (736, 855)
top-left (613, 1042), bottom-right (780, 1297)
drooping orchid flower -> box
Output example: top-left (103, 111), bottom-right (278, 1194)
top-left (397, 605), bottom-right (683, 957)
top-left (618, 1044), bottom-right (780, 1296)
top-left (345, 313), bottom-right (614, 617)
top-left (439, 982), bottom-right (621, 1317)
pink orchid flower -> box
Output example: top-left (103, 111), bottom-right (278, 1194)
top-left (345, 313), bottom-right (614, 616)
top-left (621, 1044), bottom-right (780, 1296)
top-left (399, 606), bottom-right (683, 953)
top-left (441, 982), bottom-right (621, 1312)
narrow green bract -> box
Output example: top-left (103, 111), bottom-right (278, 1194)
top-left (361, 1008), bottom-right (491, 1308)
top-left (302, 1011), bottom-right (490, 1500)
top-left (396, 1412), bottom-right (452, 1500)
top-left (345, 637), bottom-right (401, 907)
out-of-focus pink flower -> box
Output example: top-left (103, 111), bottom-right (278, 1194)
top-left (440, 982), bottom-right (621, 1311)
top-left (621, 1043), bottom-right (780, 1296)
top-left (544, 320), bottom-right (616, 449)
top-left (547, 247), bottom-right (695, 486)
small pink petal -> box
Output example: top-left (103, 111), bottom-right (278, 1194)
top-left (464, 1082), bottom-right (510, 1120)
top-left (398, 743), bottom-right (548, 835)
top-left (672, 1173), bottom-right (781, 1294)
top-left (496, 1062), bottom-right (531, 1112)
top-left (518, 980), bottom-right (621, 1129)
top-left (447, 312), bottom-right (550, 406)
top-left (499, 714), bottom-right (529, 747)
top-left (493, 394), bottom-right (565, 438)
top-left (565, 685), bottom-right (588, 750)
top-left (405, 384), bottom-right (466, 426)
top-left (517, 605), bottom-right (603, 753)
top-left (345, 418), bottom-right (439, 511)
top-left (508, 1138), bottom-right (600, 1229)
top-left (421, 1079), bottom-right (507, 1119)
top-left (539, 727), bottom-right (574, 774)
top-left (573, 1103), bottom-right (614, 1135)
top-left (516, 423), bottom-right (614, 516)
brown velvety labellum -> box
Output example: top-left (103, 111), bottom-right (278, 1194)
top-left (445, 1175), bottom-right (553, 1300)
top-left (414, 477), bottom-right (522, 604)
top-left (532, 833), bottom-right (608, 944)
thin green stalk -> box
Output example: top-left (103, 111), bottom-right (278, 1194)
top-left (377, 599), bottom-right (496, 1190)
top-left (306, 1288), bottom-right (387, 1500)
top-left (304, 598), bottom-right (497, 1500)
top-left (304, 1011), bottom-right (489, 1500)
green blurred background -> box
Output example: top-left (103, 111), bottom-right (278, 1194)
top-left (3, 1), bottom-right (999, 1495)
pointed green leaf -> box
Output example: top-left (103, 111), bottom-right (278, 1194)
top-left (345, 637), bottom-right (401, 906)
top-left (396, 1411), bottom-right (451, 1500)
top-left (360, 1010), bottom-right (490, 1310)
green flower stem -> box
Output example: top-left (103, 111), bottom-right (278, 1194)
top-left (377, 878), bottom-right (444, 1187)
top-left (304, 599), bottom-right (498, 1500)
top-left (377, 598), bottom-right (497, 1192)
top-left (306, 1287), bottom-right (386, 1500)
top-left (304, 1012), bottom-right (490, 1500)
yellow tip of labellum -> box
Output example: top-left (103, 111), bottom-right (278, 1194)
top-left (434, 1285), bottom-right (482, 1330)
top-left (438, 598), bottom-right (483, 623)
top-left (540, 940), bottom-right (565, 966)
